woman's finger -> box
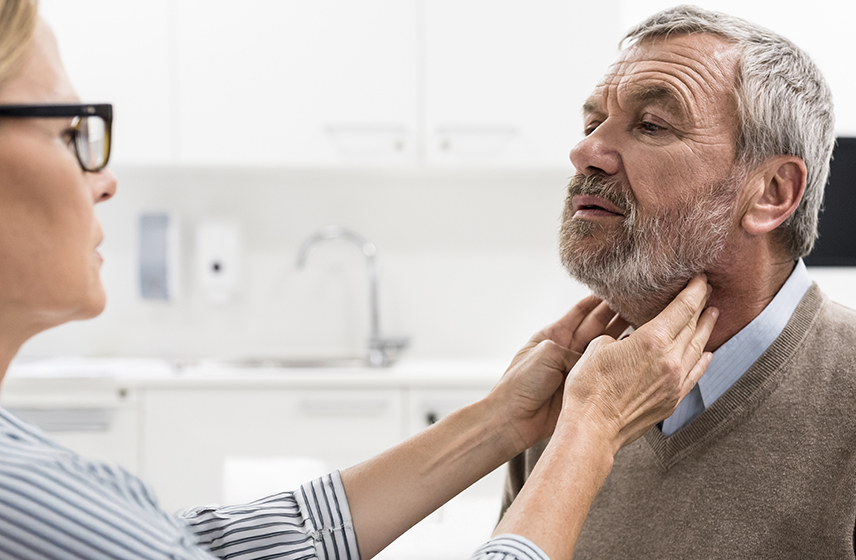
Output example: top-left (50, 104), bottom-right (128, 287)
top-left (670, 280), bottom-right (714, 354)
top-left (680, 351), bottom-right (714, 397)
top-left (567, 301), bottom-right (619, 354)
top-left (681, 306), bottom-right (718, 367)
top-left (639, 275), bottom-right (711, 343)
top-left (538, 295), bottom-right (604, 347)
top-left (603, 314), bottom-right (631, 341)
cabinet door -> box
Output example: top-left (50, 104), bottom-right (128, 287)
top-left (175, 0), bottom-right (418, 166)
top-left (141, 388), bottom-right (403, 512)
top-left (424, 0), bottom-right (621, 166)
top-left (40, 0), bottom-right (173, 165)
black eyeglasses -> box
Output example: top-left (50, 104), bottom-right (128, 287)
top-left (0, 103), bottom-right (112, 172)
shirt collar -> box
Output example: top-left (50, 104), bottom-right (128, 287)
top-left (697, 259), bottom-right (812, 408)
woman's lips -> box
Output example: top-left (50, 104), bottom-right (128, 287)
top-left (94, 233), bottom-right (104, 262)
top-left (572, 195), bottom-right (626, 218)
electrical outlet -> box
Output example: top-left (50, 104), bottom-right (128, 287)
top-left (196, 220), bottom-right (241, 303)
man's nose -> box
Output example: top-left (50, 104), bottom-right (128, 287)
top-left (569, 125), bottom-right (621, 177)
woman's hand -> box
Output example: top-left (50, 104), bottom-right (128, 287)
top-left (559, 275), bottom-right (718, 452)
top-left (485, 296), bottom-right (630, 456)
top-left (494, 276), bottom-right (717, 560)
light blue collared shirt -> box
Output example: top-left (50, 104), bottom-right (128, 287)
top-left (661, 259), bottom-right (812, 436)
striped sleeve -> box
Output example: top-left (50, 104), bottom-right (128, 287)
top-left (470, 534), bottom-right (551, 560)
top-left (181, 471), bottom-right (360, 560)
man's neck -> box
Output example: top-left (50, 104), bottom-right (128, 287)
top-left (702, 255), bottom-right (797, 352)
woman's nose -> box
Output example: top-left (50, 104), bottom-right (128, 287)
top-left (90, 168), bottom-right (117, 203)
top-left (569, 124), bottom-right (621, 177)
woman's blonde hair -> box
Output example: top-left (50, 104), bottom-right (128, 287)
top-left (0, 0), bottom-right (38, 88)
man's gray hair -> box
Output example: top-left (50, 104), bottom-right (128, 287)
top-left (623, 5), bottom-right (835, 259)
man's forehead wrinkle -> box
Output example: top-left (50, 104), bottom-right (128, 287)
top-left (657, 48), bottom-right (735, 102)
top-left (623, 37), bottom-right (738, 89)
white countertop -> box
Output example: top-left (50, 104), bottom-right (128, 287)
top-left (4, 357), bottom-right (507, 390)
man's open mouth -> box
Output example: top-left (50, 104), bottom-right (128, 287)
top-left (572, 195), bottom-right (626, 217)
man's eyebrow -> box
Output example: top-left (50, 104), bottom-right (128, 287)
top-left (582, 96), bottom-right (600, 116)
top-left (581, 86), bottom-right (688, 118)
top-left (626, 85), bottom-right (687, 117)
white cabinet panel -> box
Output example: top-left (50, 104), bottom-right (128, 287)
top-left (424, 0), bottom-right (622, 167)
top-left (141, 387), bottom-right (403, 512)
top-left (40, 0), bottom-right (173, 165)
top-left (175, 0), bottom-right (418, 165)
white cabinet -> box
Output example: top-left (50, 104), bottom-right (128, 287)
top-left (423, 0), bottom-right (619, 167)
top-left (40, 0), bottom-right (621, 168)
top-left (174, 0), bottom-right (419, 166)
top-left (141, 387), bottom-right (404, 512)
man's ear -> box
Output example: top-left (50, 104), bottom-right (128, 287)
top-left (741, 156), bottom-right (807, 236)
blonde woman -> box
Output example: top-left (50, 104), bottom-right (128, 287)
top-left (0, 2), bottom-right (717, 559)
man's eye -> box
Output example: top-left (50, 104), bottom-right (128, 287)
top-left (584, 122), bottom-right (601, 136)
top-left (640, 121), bottom-right (665, 134)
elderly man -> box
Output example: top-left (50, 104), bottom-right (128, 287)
top-left (501, 5), bottom-right (856, 559)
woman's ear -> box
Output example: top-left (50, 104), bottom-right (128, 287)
top-left (741, 156), bottom-right (807, 236)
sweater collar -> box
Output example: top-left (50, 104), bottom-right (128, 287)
top-left (697, 259), bottom-right (811, 410)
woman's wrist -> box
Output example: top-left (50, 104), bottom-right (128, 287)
top-left (478, 389), bottom-right (556, 461)
top-left (552, 399), bottom-right (623, 462)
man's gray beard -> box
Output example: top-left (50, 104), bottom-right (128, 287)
top-left (559, 173), bottom-right (740, 326)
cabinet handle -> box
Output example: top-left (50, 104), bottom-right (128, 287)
top-left (325, 125), bottom-right (408, 156)
top-left (435, 125), bottom-right (518, 156)
top-left (299, 398), bottom-right (390, 417)
top-left (6, 407), bottom-right (115, 432)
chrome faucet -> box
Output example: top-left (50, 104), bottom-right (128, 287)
top-left (295, 225), bottom-right (409, 367)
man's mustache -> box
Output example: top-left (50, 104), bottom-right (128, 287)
top-left (567, 174), bottom-right (635, 215)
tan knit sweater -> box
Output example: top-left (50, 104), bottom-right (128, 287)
top-left (501, 284), bottom-right (856, 559)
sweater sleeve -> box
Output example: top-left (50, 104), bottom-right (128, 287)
top-left (470, 534), bottom-right (551, 560)
top-left (180, 471), bottom-right (360, 560)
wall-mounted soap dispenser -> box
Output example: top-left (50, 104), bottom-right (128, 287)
top-left (196, 220), bottom-right (242, 304)
top-left (139, 212), bottom-right (181, 302)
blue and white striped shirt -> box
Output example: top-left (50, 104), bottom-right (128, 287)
top-left (0, 406), bottom-right (547, 560)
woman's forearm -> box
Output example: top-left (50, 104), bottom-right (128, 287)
top-left (493, 420), bottom-right (615, 560)
top-left (341, 397), bottom-right (522, 559)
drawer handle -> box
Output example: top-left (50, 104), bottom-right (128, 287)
top-left (6, 407), bottom-right (115, 432)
